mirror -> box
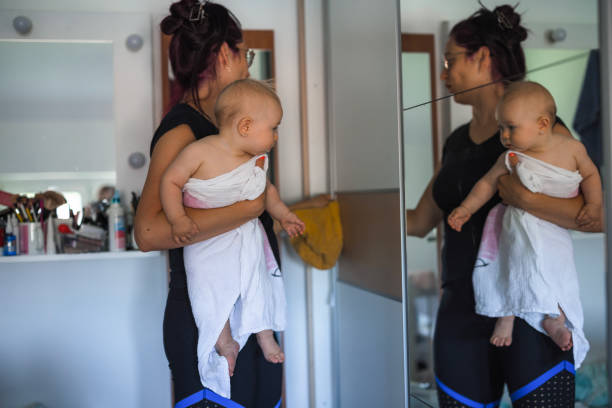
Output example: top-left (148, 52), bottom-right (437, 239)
top-left (160, 30), bottom-right (279, 185)
top-left (401, 1), bottom-right (607, 406)
top-left (0, 40), bottom-right (116, 216)
top-left (325, 0), bottom-right (407, 406)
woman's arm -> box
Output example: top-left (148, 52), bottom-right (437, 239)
top-left (406, 175), bottom-right (444, 238)
top-left (134, 125), bottom-right (265, 252)
top-left (497, 153), bottom-right (603, 232)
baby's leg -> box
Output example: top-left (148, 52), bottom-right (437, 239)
top-left (215, 319), bottom-right (240, 376)
top-left (542, 307), bottom-right (573, 351)
top-left (490, 315), bottom-right (514, 347)
top-left (256, 330), bottom-right (285, 363)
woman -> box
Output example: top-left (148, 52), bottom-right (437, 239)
top-left (405, 4), bottom-right (602, 407)
top-left (134, 2), bottom-right (281, 407)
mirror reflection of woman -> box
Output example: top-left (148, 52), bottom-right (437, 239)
top-left (134, 1), bottom-right (281, 407)
top-left (405, 4), bottom-right (602, 406)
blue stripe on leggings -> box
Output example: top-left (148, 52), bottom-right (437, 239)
top-left (510, 360), bottom-right (575, 401)
top-left (274, 398), bottom-right (282, 408)
top-left (175, 388), bottom-right (245, 408)
top-left (435, 377), bottom-right (500, 408)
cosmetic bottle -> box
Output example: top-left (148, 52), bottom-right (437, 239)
top-left (3, 216), bottom-right (17, 256)
top-left (107, 191), bottom-right (126, 252)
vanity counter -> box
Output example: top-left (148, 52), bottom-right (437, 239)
top-left (0, 250), bottom-right (162, 263)
top-left (0, 247), bottom-right (171, 408)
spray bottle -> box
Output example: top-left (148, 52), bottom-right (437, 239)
top-left (107, 191), bottom-right (126, 252)
top-left (3, 215), bottom-right (17, 256)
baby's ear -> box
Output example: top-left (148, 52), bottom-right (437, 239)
top-left (537, 115), bottom-right (551, 131)
top-left (237, 116), bottom-right (253, 136)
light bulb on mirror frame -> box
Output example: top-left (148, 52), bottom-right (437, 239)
top-left (13, 16), bottom-right (33, 36)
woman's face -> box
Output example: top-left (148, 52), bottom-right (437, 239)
top-left (440, 38), bottom-right (492, 105)
top-left (231, 41), bottom-right (251, 81)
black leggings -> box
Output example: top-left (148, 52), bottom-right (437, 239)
top-left (434, 283), bottom-right (575, 407)
top-left (163, 286), bottom-right (282, 408)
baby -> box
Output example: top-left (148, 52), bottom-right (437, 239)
top-left (160, 79), bottom-right (304, 397)
top-left (447, 81), bottom-right (599, 367)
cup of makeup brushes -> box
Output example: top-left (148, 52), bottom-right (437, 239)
top-left (18, 222), bottom-right (44, 255)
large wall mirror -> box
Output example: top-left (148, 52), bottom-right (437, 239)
top-left (401, 1), bottom-right (610, 406)
top-left (0, 10), bottom-right (154, 216)
top-left (160, 29), bottom-right (279, 186)
top-left (0, 40), bottom-right (115, 217)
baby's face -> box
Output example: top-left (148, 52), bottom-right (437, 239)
top-left (496, 98), bottom-right (541, 152)
top-left (245, 98), bottom-right (282, 155)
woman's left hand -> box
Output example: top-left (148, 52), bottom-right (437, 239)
top-left (497, 154), bottom-right (532, 209)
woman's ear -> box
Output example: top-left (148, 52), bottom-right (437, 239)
top-left (237, 116), bottom-right (253, 136)
top-left (476, 46), bottom-right (491, 72)
top-left (218, 42), bottom-right (232, 71)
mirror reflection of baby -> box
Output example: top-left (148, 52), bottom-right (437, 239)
top-left (447, 81), bottom-right (601, 357)
top-left (160, 79), bottom-right (304, 380)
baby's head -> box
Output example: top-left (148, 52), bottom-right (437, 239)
top-left (215, 78), bottom-right (283, 155)
top-left (497, 81), bottom-right (557, 150)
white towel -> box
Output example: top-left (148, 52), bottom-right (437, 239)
top-left (473, 151), bottom-right (589, 368)
top-left (182, 154), bottom-right (286, 398)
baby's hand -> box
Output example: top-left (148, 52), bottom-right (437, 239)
top-left (281, 212), bottom-right (305, 238)
top-left (576, 203), bottom-right (601, 228)
top-left (447, 206), bottom-right (471, 232)
top-left (171, 215), bottom-right (199, 245)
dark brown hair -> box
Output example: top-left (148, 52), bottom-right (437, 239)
top-left (161, 0), bottom-right (243, 113)
top-left (450, 3), bottom-right (528, 84)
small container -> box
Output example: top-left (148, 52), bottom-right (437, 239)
top-left (3, 219), bottom-right (17, 256)
top-left (107, 191), bottom-right (126, 252)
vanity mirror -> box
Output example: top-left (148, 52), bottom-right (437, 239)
top-left (0, 39), bottom-right (115, 216)
top-left (0, 10), bottom-right (154, 216)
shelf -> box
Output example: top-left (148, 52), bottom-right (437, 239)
top-left (0, 250), bottom-right (163, 263)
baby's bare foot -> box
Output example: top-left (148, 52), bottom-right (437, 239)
top-left (490, 316), bottom-right (514, 347)
top-left (256, 330), bottom-right (285, 363)
top-left (215, 338), bottom-right (240, 376)
top-left (543, 315), bottom-right (573, 351)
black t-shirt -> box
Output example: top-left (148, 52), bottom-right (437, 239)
top-left (150, 103), bottom-right (281, 289)
top-left (432, 123), bottom-right (506, 288)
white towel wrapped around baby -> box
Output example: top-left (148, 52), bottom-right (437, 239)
top-left (473, 151), bottom-right (589, 368)
top-left (182, 154), bottom-right (286, 398)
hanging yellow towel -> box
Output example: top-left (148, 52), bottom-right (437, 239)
top-left (289, 200), bottom-right (343, 270)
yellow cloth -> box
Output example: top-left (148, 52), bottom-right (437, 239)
top-left (289, 200), bottom-right (343, 270)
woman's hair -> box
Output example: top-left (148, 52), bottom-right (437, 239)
top-left (161, 0), bottom-right (243, 112)
top-left (450, 3), bottom-right (528, 84)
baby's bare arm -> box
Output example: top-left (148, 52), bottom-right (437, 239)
top-left (461, 153), bottom-right (508, 213)
top-left (160, 141), bottom-right (206, 224)
top-left (265, 182), bottom-right (291, 220)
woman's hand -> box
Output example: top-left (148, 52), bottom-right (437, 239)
top-left (497, 153), bottom-right (532, 209)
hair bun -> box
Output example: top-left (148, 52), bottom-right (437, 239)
top-left (161, 15), bottom-right (183, 35)
top-left (493, 5), bottom-right (527, 42)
